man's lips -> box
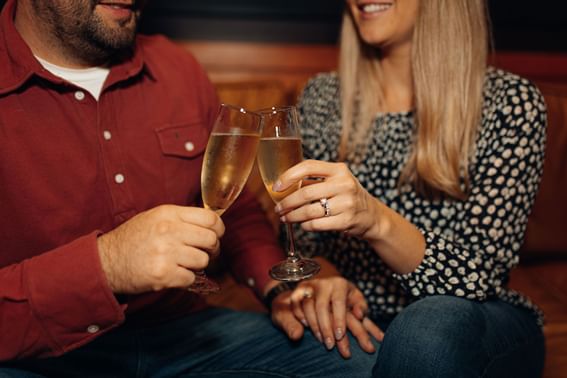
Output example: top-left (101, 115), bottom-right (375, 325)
top-left (96, 1), bottom-right (135, 21)
top-left (97, 1), bottom-right (134, 10)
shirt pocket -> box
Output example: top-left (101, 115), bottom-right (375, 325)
top-left (154, 121), bottom-right (209, 204)
top-left (155, 121), bottom-right (208, 158)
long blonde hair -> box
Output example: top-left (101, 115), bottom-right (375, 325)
top-left (339, 0), bottom-right (490, 199)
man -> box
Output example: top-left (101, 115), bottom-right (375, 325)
top-left (0, 0), bottom-right (377, 376)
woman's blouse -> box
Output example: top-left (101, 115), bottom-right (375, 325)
top-left (296, 68), bottom-right (547, 324)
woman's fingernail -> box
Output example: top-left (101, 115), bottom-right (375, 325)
top-left (315, 332), bottom-right (323, 343)
top-left (280, 215), bottom-right (286, 223)
top-left (325, 337), bottom-right (334, 350)
top-left (301, 318), bottom-right (308, 327)
top-left (272, 181), bottom-right (282, 191)
top-left (335, 327), bottom-right (344, 340)
top-left (274, 204), bottom-right (282, 213)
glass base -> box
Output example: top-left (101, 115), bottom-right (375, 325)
top-left (269, 258), bottom-right (320, 282)
top-left (187, 274), bottom-right (221, 294)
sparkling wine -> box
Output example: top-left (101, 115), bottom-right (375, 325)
top-left (257, 137), bottom-right (303, 203)
top-left (201, 132), bottom-right (259, 214)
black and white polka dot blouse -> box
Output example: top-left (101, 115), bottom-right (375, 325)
top-left (295, 68), bottom-right (547, 325)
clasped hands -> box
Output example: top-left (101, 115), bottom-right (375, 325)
top-left (270, 276), bottom-right (383, 359)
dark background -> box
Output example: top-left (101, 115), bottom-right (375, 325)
top-left (1, 0), bottom-right (566, 51)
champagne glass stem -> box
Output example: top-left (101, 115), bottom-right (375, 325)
top-left (285, 223), bottom-right (300, 263)
top-left (269, 220), bottom-right (320, 281)
top-left (188, 270), bottom-right (219, 293)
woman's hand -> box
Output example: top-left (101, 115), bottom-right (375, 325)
top-left (270, 276), bottom-right (383, 359)
top-left (273, 160), bottom-right (383, 240)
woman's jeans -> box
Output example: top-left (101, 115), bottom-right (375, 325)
top-left (1, 296), bottom-right (544, 378)
top-left (372, 296), bottom-right (545, 378)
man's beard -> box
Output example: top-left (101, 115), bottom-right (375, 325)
top-left (33, 0), bottom-right (140, 65)
top-left (77, 11), bottom-right (139, 64)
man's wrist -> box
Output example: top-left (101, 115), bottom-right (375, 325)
top-left (263, 281), bottom-right (297, 311)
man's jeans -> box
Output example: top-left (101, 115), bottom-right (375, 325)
top-left (1, 296), bottom-right (544, 378)
top-left (1, 307), bottom-right (377, 377)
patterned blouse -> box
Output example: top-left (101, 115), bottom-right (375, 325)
top-left (295, 68), bottom-right (547, 325)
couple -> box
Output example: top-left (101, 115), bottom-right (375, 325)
top-left (0, 0), bottom-right (545, 377)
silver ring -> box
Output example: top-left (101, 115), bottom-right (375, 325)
top-left (319, 198), bottom-right (331, 217)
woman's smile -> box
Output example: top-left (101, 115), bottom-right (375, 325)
top-left (356, 1), bottom-right (394, 19)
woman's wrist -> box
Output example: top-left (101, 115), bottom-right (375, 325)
top-left (362, 196), bottom-right (391, 244)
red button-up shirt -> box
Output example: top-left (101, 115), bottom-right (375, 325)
top-left (0, 0), bottom-right (283, 361)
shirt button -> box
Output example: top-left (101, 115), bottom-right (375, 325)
top-left (87, 324), bottom-right (100, 334)
top-left (114, 174), bottom-right (125, 184)
top-left (74, 91), bottom-right (85, 101)
top-left (246, 277), bottom-right (255, 287)
top-left (184, 141), bottom-right (195, 152)
top-left (103, 130), bottom-right (112, 140)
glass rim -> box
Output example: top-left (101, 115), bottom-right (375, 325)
top-left (255, 106), bottom-right (296, 114)
top-left (219, 103), bottom-right (262, 119)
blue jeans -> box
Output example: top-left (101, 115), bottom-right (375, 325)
top-left (1, 307), bottom-right (376, 377)
top-left (372, 296), bottom-right (545, 378)
top-left (1, 297), bottom-right (544, 378)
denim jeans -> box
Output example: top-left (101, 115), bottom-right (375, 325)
top-left (1, 307), bottom-right (376, 378)
top-left (372, 296), bottom-right (545, 378)
top-left (1, 296), bottom-right (544, 378)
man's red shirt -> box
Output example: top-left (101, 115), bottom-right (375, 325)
top-left (0, 0), bottom-right (283, 361)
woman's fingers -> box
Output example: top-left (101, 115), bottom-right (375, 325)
top-left (275, 160), bottom-right (343, 191)
top-left (330, 282), bottom-right (349, 341)
top-left (302, 295), bottom-right (322, 343)
top-left (335, 332), bottom-right (352, 359)
top-left (290, 286), bottom-right (311, 326)
top-left (346, 312), bottom-right (376, 354)
top-left (314, 285), bottom-right (336, 350)
top-left (363, 316), bottom-right (384, 342)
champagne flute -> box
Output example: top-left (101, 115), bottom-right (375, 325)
top-left (191, 103), bottom-right (262, 293)
top-left (257, 106), bottom-right (320, 281)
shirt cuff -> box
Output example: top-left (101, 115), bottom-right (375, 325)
top-left (231, 245), bottom-right (286, 296)
top-left (23, 231), bottom-right (125, 356)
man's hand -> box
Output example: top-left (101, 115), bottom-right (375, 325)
top-left (97, 204), bottom-right (224, 294)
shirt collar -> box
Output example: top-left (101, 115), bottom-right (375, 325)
top-left (0, 0), bottom-right (155, 96)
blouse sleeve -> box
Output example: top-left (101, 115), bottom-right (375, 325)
top-left (297, 73), bottom-right (342, 162)
top-left (394, 76), bottom-right (547, 301)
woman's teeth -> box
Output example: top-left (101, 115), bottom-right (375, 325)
top-left (361, 3), bottom-right (392, 13)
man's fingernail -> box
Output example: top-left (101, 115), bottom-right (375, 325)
top-left (335, 327), bottom-right (344, 340)
top-left (315, 332), bottom-right (323, 343)
top-left (288, 328), bottom-right (294, 337)
top-left (325, 337), bottom-right (334, 350)
top-left (272, 181), bottom-right (282, 191)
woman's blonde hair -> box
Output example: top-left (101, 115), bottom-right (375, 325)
top-left (339, 0), bottom-right (490, 199)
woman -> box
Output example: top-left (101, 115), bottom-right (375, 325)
top-left (271, 0), bottom-right (546, 376)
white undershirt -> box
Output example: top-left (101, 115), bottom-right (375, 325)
top-left (35, 56), bottom-right (110, 101)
